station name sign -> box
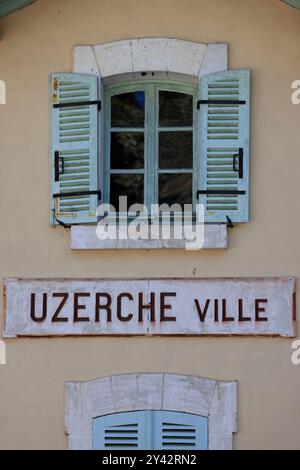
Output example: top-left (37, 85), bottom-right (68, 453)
top-left (3, 278), bottom-right (296, 337)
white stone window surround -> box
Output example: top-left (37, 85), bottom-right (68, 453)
top-left (65, 373), bottom-right (237, 450)
top-left (72, 39), bottom-right (228, 250)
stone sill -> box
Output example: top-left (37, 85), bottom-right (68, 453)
top-left (70, 225), bottom-right (228, 250)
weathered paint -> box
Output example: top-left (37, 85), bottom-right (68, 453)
top-left (198, 70), bottom-right (250, 223)
top-left (50, 73), bottom-right (99, 225)
top-left (3, 277), bottom-right (296, 337)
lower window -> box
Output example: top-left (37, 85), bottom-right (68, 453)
top-left (92, 410), bottom-right (208, 450)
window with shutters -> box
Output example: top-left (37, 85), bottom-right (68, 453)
top-left (92, 410), bottom-right (208, 450)
top-left (50, 69), bottom-right (250, 227)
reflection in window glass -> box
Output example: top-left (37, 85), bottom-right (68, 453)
top-left (111, 132), bottom-right (144, 169)
top-left (110, 174), bottom-right (144, 210)
top-left (111, 91), bottom-right (145, 128)
top-left (159, 131), bottom-right (193, 169)
top-left (159, 91), bottom-right (193, 127)
top-left (159, 173), bottom-right (193, 207)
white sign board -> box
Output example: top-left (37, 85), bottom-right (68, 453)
top-left (3, 277), bottom-right (296, 337)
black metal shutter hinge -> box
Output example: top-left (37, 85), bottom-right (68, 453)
top-left (197, 190), bottom-right (246, 196)
top-left (197, 99), bottom-right (246, 110)
top-left (53, 189), bottom-right (102, 200)
top-left (53, 100), bottom-right (101, 110)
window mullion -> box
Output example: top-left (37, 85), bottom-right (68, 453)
top-left (103, 89), bottom-right (111, 206)
top-left (145, 83), bottom-right (156, 212)
top-left (193, 92), bottom-right (198, 209)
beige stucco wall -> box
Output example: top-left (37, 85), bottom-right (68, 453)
top-left (0, 0), bottom-right (299, 450)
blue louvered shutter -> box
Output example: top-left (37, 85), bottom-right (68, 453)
top-left (50, 73), bottom-right (99, 225)
top-left (153, 411), bottom-right (208, 450)
top-left (92, 411), bottom-right (149, 450)
top-left (198, 70), bottom-right (250, 223)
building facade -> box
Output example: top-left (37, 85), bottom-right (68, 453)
top-left (0, 0), bottom-right (300, 450)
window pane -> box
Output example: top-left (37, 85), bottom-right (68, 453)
top-left (110, 174), bottom-right (144, 210)
top-left (111, 132), bottom-right (144, 169)
top-left (159, 131), bottom-right (193, 169)
top-left (159, 91), bottom-right (193, 127)
top-left (111, 91), bottom-right (145, 127)
top-left (159, 174), bottom-right (193, 206)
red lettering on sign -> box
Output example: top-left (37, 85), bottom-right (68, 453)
top-left (160, 293), bottom-right (176, 322)
top-left (52, 293), bottom-right (69, 322)
top-left (255, 299), bottom-right (268, 321)
top-left (73, 293), bottom-right (90, 322)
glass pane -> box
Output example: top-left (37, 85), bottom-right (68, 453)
top-left (159, 174), bottom-right (193, 207)
top-left (110, 174), bottom-right (144, 210)
top-left (111, 91), bottom-right (145, 127)
top-left (111, 132), bottom-right (144, 169)
top-left (159, 131), bottom-right (193, 169)
top-left (159, 91), bottom-right (193, 127)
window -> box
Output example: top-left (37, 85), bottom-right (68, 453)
top-left (104, 81), bottom-right (197, 214)
top-left (50, 70), bottom-right (250, 227)
top-left (92, 410), bottom-right (208, 450)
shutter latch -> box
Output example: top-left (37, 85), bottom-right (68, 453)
top-left (233, 148), bottom-right (244, 179)
top-left (54, 151), bottom-right (60, 181)
top-left (54, 152), bottom-right (65, 181)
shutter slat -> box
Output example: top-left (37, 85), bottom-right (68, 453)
top-left (198, 70), bottom-right (250, 223)
top-left (153, 411), bottom-right (208, 450)
top-left (93, 412), bottom-right (148, 450)
top-left (50, 73), bottom-right (99, 225)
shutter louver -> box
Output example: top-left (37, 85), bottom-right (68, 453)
top-left (198, 70), bottom-right (250, 223)
top-left (50, 73), bottom-right (99, 225)
top-left (104, 423), bottom-right (139, 448)
top-left (161, 421), bottom-right (197, 448)
top-left (92, 411), bottom-right (148, 450)
top-left (153, 411), bottom-right (208, 450)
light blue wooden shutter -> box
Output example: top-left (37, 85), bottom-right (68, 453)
top-left (92, 411), bottom-right (149, 450)
top-left (153, 411), bottom-right (208, 450)
top-left (93, 410), bottom-right (208, 450)
top-left (198, 70), bottom-right (250, 223)
top-left (50, 73), bottom-right (99, 225)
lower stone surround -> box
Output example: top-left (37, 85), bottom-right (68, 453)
top-left (65, 373), bottom-right (237, 450)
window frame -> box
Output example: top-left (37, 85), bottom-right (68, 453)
top-left (103, 80), bottom-right (198, 218)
